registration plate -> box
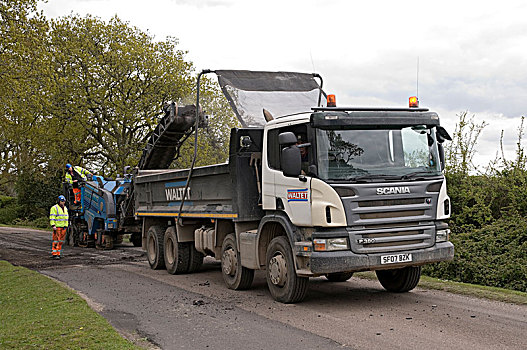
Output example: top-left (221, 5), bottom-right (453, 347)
top-left (381, 253), bottom-right (412, 265)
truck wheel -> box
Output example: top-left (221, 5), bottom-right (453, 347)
top-left (376, 266), bottom-right (421, 292)
top-left (67, 225), bottom-right (78, 247)
top-left (78, 232), bottom-right (88, 248)
top-left (325, 272), bottom-right (354, 282)
top-left (188, 244), bottom-right (204, 273)
top-left (130, 233), bottom-right (142, 247)
top-left (146, 225), bottom-right (165, 270)
top-left (96, 233), bottom-right (113, 250)
top-left (221, 233), bottom-right (254, 290)
top-left (266, 236), bottom-right (308, 303)
top-left (164, 227), bottom-right (190, 274)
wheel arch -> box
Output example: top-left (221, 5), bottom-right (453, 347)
top-left (257, 212), bottom-right (299, 268)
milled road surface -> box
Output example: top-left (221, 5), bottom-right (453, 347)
top-left (1, 227), bottom-right (526, 350)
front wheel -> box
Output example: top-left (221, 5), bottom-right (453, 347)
top-left (376, 266), bottom-right (421, 292)
top-left (221, 233), bottom-right (254, 290)
top-left (266, 236), bottom-right (308, 303)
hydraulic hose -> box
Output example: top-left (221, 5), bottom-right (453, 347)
top-left (177, 69), bottom-right (213, 223)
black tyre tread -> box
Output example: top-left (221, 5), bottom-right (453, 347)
top-left (67, 225), bottom-right (77, 247)
top-left (289, 277), bottom-right (308, 303)
top-left (236, 262), bottom-right (254, 290)
top-left (147, 225), bottom-right (166, 270)
top-left (177, 243), bottom-right (191, 273)
top-left (221, 234), bottom-right (254, 290)
top-left (187, 244), bottom-right (204, 273)
top-left (376, 266), bottom-right (421, 292)
top-left (266, 236), bottom-right (308, 303)
top-left (325, 272), bottom-right (354, 282)
top-left (164, 228), bottom-right (190, 274)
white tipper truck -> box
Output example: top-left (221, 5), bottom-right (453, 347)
top-left (135, 70), bottom-right (454, 303)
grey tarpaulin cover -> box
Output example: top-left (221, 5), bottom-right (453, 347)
top-left (216, 70), bottom-right (325, 127)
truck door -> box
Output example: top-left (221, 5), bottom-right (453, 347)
top-left (264, 126), bottom-right (312, 226)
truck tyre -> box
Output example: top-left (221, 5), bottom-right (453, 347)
top-left (187, 244), bottom-right (204, 273)
top-left (164, 227), bottom-right (190, 274)
top-left (146, 225), bottom-right (165, 270)
top-left (221, 233), bottom-right (254, 290)
top-left (376, 266), bottom-right (421, 292)
top-left (130, 232), bottom-right (142, 247)
top-left (67, 225), bottom-right (78, 247)
top-left (266, 236), bottom-right (308, 303)
top-left (325, 272), bottom-right (354, 282)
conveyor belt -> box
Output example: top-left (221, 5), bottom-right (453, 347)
top-left (137, 103), bottom-right (201, 170)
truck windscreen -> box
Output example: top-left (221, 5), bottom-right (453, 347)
top-left (315, 126), bottom-right (442, 181)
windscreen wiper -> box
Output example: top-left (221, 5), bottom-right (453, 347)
top-left (349, 174), bottom-right (401, 182)
top-left (400, 171), bottom-right (440, 180)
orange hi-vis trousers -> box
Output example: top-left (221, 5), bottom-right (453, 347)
top-left (73, 188), bottom-right (81, 203)
top-left (52, 227), bottom-right (66, 256)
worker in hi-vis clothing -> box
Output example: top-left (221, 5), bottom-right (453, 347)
top-left (49, 195), bottom-right (69, 259)
top-left (64, 164), bottom-right (92, 204)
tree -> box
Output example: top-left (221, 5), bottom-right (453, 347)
top-left (0, 0), bottom-right (53, 195)
top-left (48, 15), bottom-right (194, 176)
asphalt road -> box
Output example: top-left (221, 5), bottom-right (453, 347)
top-left (1, 227), bottom-right (526, 350)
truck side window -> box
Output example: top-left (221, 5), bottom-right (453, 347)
top-left (267, 129), bottom-right (281, 170)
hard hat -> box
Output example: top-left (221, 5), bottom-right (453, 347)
top-left (58, 195), bottom-right (66, 201)
top-left (66, 164), bottom-right (72, 169)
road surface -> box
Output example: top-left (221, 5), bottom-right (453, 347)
top-left (1, 227), bottom-right (526, 349)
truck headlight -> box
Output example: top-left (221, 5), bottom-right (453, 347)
top-left (313, 238), bottom-right (349, 251)
top-left (436, 229), bottom-right (450, 242)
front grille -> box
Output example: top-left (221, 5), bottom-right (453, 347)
top-left (351, 226), bottom-right (434, 253)
top-left (347, 194), bottom-right (435, 253)
top-left (358, 198), bottom-right (424, 207)
top-left (361, 229), bottom-right (421, 238)
top-left (359, 210), bottom-right (425, 220)
top-left (364, 239), bottom-right (423, 248)
top-left (361, 221), bottom-right (420, 230)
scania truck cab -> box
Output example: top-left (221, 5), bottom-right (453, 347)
top-left (258, 105), bottom-right (453, 301)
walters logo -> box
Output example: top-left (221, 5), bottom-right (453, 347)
top-left (165, 181), bottom-right (191, 201)
top-left (287, 188), bottom-right (308, 202)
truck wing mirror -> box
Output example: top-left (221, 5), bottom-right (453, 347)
top-left (278, 132), bottom-right (297, 145)
top-left (436, 126), bottom-right (452, 143)
top-left (281, 146), bottom-right (301, 177)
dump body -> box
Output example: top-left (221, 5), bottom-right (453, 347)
top-left (134, 128), bottom-right (264, 223)
top-left (134, 164), bottom-right (235, 220)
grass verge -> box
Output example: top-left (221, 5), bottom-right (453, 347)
top-left (0, 260), bottom-right (140, 349)
top-left (355, 271), bottom-right (527, 305)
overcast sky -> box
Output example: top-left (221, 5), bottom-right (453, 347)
top-left (39, 0), bottom-right (527, 169)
